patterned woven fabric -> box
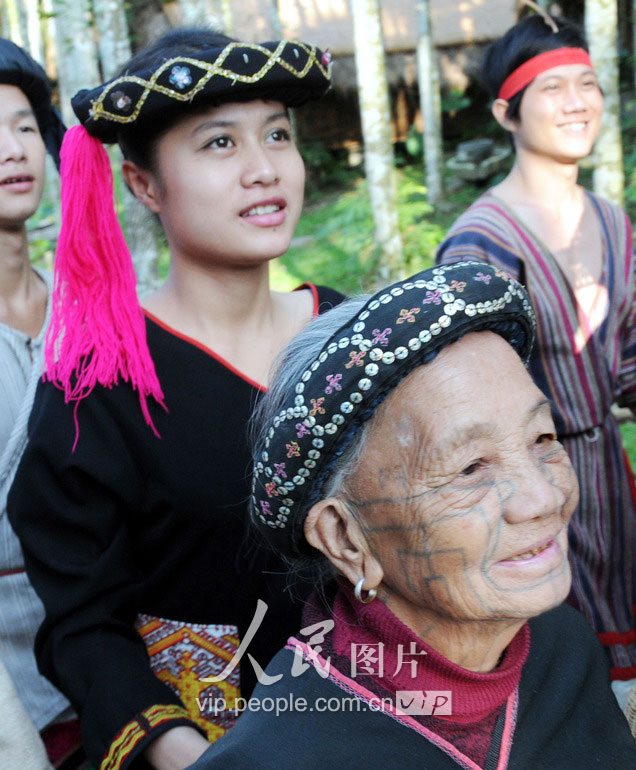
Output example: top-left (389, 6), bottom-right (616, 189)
top-left (135, 614), bottom-right (240, 741)
top-left (99, 703), bottom-right (190, 770)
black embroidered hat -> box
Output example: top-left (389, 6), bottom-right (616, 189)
top-left (0, 37), bottom-right (66, 167)
top-left (251, 261), bottom-right (536, 558)
top-left (71, 38), bottom-right (332, 144)
top-left (44, 30), bottom-right (332, 447)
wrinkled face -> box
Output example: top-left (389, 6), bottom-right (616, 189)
top-left (512, 62), bottom-right (603, 162)
top-left (0, 84), bottom-right (46, 230)
top-left (148, 99), bottom-right (305, 267)
top-left (346, 332), bottom-right (578, 632)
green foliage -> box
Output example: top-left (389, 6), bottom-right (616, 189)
top-left (272, 179), bottom-right (380, 294)
top-left (622, 140), bottom-right (636, 209)
top-left (395, 170), bottom-right (442, 275)
top-left (298, 142), bottom-right (360, 198)
top-left (441, 88), bottom-right (471, 116)
top-left (405, 125), bottom-right (422, 158)
top-left (28, 237), bottom-right (55, 268)
top-left (620, 423), bottom-right (636, 473)
top-left (272, 166), bottom-right (476, 295)
top-left (27, 196), bottom-right (57, 269)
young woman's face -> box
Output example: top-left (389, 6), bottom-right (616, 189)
top-left (147, 99), bottom-right (305, 267)
top-left (0, 84), bottom-right (46, 231)
top-left (512, 62), bottom-right (603, 162)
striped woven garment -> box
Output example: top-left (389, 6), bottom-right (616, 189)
top-left (437, 190), bottom-right (636, 680)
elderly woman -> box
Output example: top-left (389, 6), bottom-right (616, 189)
top-left (189, 263), bottom-right (635, 769)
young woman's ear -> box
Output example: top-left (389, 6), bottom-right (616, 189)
top-left (121, 159), bottom-right (162, 214)
top-left (491, 98), bottom-right (517, 134)
top-left (304, 498), bottom-right (384, 592)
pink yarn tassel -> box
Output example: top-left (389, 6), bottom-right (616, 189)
top-left (45, 125), bottom-right (166, 447)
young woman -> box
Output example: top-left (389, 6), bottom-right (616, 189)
top-left (437, 14), bottom-right (636, 696)
top-left (8, 28), bottom-right (342, 770)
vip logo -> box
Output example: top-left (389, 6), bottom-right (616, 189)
top-left (396, 690), bottom-right (452, 715)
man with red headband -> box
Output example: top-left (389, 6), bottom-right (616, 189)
top-left (438, 13), bottom-right (636, 710)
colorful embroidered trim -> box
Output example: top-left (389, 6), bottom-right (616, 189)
top-left (87, 40), bottom-right (330, 128)
top-left (100, 704), bottom-right (189, 770)
top-left (498, 47), bottom-right (593, 101)
top-left (135, 614), bottom-right (241, 742)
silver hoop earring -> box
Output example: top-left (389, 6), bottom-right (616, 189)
top-left (354, 577), bottom-right (377, 604)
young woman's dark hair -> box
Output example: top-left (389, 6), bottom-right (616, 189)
top-left (482, 14), bottom-right (588, 122)
top-left (117, 28), bottom-right (236, 171)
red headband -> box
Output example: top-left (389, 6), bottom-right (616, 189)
top-left (498, 47), bottom-right (593, 101)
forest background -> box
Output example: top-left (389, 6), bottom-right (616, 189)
top-left (1, 0), bottom-right (635, 461)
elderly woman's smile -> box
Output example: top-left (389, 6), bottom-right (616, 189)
top-left (337, 331), bottom-right (578, 669)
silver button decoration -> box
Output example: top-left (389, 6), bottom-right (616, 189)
top-left (251, 262), bottom-right (535, 553)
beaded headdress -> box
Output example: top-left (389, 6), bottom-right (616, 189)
top-left (251, 262), bottom-right (536, 557)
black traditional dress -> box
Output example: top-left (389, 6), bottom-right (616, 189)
top-left (8, 284), bottom-right (343, 770)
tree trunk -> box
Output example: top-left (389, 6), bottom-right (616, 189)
top-left (23, 0), bottom-right (44, 61)
top-left (41, 0), bottom-right (57, 77)
top-left (52, 0), bottom-right (100, 126)
top-left (123, 201), bottom-right (162, 298)
top-left (15, 0), bottom-right (29, 50)
top-left (585, 0), bottom-right (624, 205)
top-left (93, 0), bottom-right (131, 80)
top-left (350, 0), bottom-right (404, 281)
top-left (92, 0), bottom-right (161, 296)
top-left (37, 0), bottom-right (62, 238)
top-left (3, 0), bottom-right (24, 46)
top-left (270, 0), bottom-right (282, 37)
top-left (416, 0), bottom-right (443, 206)
top-left (217, 0), bottom-right (233, 36)
top-left (178, 0), bottom-right (209, 26)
